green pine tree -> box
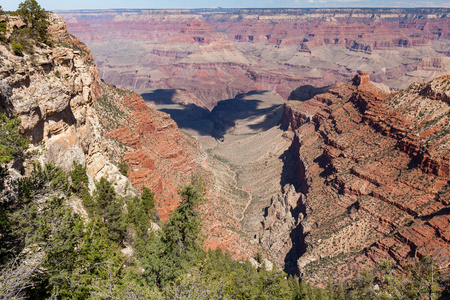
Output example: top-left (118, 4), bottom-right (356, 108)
top-left (93, 177), bottom-right (126, 243)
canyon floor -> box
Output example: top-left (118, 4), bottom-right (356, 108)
top-left (141, 89), bottom-right (297, 262)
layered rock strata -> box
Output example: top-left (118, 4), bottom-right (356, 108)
top-left (0, 14), bottom-right (202, 221)
top-left (282, 72), bottom-right (450, 284)
top-left (58, 8), bottom-right (450, 109)
top-left (0, 13), bottom-right (264, 260)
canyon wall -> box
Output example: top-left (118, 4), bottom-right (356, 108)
top-left (55, 8), bottom-right (450, 280)
top-left (282, 72), bottom-right (450, 284)
top-left (0, 13), bottom-right (202, 221)
top-left (58, 8), bottom-right (450, 109)
top-left (3, 11), bottom-right (449, 284)
top-left (0, 13), bottom-right (260, 261)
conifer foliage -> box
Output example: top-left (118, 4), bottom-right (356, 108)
top-left (0, 109), bottom-right (447, 299)
top-left (15, 0), bottom-right (49, 43)
top-left (0, 113), bottom-right (29, 164)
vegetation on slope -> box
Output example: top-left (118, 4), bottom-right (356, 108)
top-left (0, 112), bottom-right (447, 299)
top-left (0, 0), bottom-right (51, 56)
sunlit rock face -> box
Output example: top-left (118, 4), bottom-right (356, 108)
top-left (0, 13), bottom-right (202, 214)
top-left (282, 73), bottom-right (450, 284)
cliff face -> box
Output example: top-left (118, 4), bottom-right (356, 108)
top-left (57, 8), bottom-right (450, 109)
top-left (0, 13), bottom-right (262, 260)
top-left (0, 14), bottom-right (104, 176)
top-left (93, 82), bottom-right (202, 221)
top-left (282, 72), bottom-right (450, 284)
top-left (0, 13), bottom-right (202, 221)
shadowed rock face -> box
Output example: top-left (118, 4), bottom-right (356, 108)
top-left (58, 8), bottom-right (450, 109)
top-left (282, 73), bottom-right (450, 284)
top-left (143, 89), bottom-right (296, 262)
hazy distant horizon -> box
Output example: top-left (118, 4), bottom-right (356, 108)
top-left (2, 0), bottom-right (449, 12)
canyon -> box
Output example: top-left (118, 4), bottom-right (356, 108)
top-left (284, 72), bottom-right (450, 283)
top-left (58, 8), bottom-right (450, 109)
top-left (1, 8), bottom-right (449, 286)
top-left (0, 13), bottom-right (200, 223)
top-left (55, 8), bottom-right (450, 283)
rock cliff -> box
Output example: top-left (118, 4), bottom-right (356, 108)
top-left (0, 12), bottom-right (264, 261)
top-left (0, 13), bottom-right (201, 221)
top-left (282, 72), bottom-right (450, 284)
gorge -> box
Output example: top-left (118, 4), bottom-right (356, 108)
top-left (55, 8), bottom-right (450, 283)
top-left (0, 5), bottom-right (449, 295)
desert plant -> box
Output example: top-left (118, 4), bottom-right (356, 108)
top-left (11, 41), bottom-right (23, 56)
top-left (118, 160), bottom-right (129, 176)
top-left (0, 113), bottom-right (29, 163)
top-left (0, 22), bottom-right (7, 43)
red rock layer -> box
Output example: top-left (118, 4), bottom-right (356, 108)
top-left (97, 89), bottom-right (259, 259)
top-left (283, 73), bottom-right (450, 284)
top-left (58, 9), bottom-right (449, 110)
top-left (206, 10), bottom-right (449, 51)
top-left (95, 85), bottom-right (200, 221)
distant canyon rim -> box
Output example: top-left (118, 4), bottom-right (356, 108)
top-left (59, 8), bottom-right (450, 110)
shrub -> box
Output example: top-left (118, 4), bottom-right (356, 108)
top-left (142, 187), bottom-right (156, 218)
top-left (11, 41), bottom-right (23, 56)
top-left (70, 161), bottom-right (89, 195)
top-left (0, 22), bottom-right (7, 43)
top-left (93, 177), bottom-right (126, 243)
top-left (118, 160), bottom-right (129, 176)
top-left (16, 163), bottom-right (69, 202)
top-left (0, 113), bottom-right (29, 163)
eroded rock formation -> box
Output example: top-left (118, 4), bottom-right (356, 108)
top-left (282, 72), bottom-right (450, 284)
top-left (3, 11), bottom-right (449, 285)
top-left (93, 83), bottom-right (202, 220)
top-left (0, 13), bottom-right (203, 221)
top-left (57, 8), bottom-right (450, 109)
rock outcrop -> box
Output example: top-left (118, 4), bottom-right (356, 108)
top-left (282, 72), bottom-right (450, 284)
top-left (0, 14), bottom-right (105, 176)
top-left (0, 13), bottom-right (203, 220)
top-left (93, 83), bottom-right (201, 220)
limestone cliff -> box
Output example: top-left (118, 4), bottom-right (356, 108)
top-left (282, 72), bottom-right (450, 284)
top-left (0, 13), bottom-right (109, 180)
top-left (0, 13), bottom-right (202, 220)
